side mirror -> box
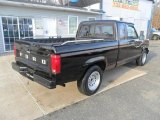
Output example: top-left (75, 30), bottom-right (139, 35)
top-left (139, 31), bottom-right (145, 40)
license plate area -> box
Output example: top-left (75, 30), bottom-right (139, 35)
top-left (26, 73), bottom-right (34, 79)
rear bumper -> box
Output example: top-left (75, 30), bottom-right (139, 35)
top-left (12, 62), bottom-right (56, 89)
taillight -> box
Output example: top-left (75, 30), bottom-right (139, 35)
top-left (50, 54), bottom-right (61, 74)
top-left (14, 43), bottom-right (16, 57)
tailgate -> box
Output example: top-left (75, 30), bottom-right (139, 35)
top-left (15, 40), bottom-right (53, 74)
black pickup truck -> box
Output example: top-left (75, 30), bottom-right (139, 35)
top-left (12, 20), bottom-right (149, 96)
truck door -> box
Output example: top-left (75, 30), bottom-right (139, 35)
top-left (94, 22), bottom-right (119, 68)
top-left (126, 24), bottom-right (142, 58)
top-left (117, 23), bottom-right (130, 66)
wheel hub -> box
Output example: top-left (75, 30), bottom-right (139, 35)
top-left (88, 71), bottom-right (100, 91)
top-left (142, 53), bottom-right (147, 64)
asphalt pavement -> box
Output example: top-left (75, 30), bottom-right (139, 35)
top-left (37, 41), bottom-right (160, 120)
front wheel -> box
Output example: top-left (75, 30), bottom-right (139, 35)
top-left (77, 65), bottom-right (103, 96)
top-left (136, 51), bottom-right (147, 66)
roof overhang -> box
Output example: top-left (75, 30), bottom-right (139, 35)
top-left (69, 0), bottom-right (101, 7)
top-left (0, 0), bottom-right (103, 15)
top-left (148, 0), bottom-right (155, 3)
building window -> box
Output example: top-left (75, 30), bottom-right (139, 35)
top-left (88, 17), bottom-right (96, 21)
top-left (68, 16), bottom-right (78, 35)
top-left (2, 17), bottom-right (33, 52)
top-left (19, 18), bottom-right (33, 39)
top-left (2, 17), bottom-right (19, 51)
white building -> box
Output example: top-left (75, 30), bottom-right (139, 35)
top-left (0, 0), bottom-right (101, 53)
top-left (102, 0), bottom-right (154, 38)
top-left (0, 0), bottom-right (155, 54)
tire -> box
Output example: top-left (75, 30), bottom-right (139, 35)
top-left (152, 35), bottom-right (159, 40)
top-left (136, 50), bottom-right (147, 66)
top-left (77, 65), bottom-right (103, 96)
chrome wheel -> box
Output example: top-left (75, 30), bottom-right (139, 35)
top-left (78, 65), bottom-right (103, 96)
top-left (142, 53), bottom-right (147, 64)
top-left (88, 71), bottom-right (101, 91)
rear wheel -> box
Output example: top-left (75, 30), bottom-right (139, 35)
top-left (77, 65), bottom-right (103, 96)
top-left (152, 35), bottom-right (159, 40)
top-left (136, 50), bottom-right (147, 66)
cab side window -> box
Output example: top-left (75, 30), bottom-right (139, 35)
top-left (127, 25), bottom-right (138, 39)
top-left (94, 24), bottom-right (115, 39)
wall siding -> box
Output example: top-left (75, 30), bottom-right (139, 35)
top-left (102, 0), bottom-right (153, 37)
top-left (0, 5), bottom-right (101, 53)
top-left (0, 5), bottom-right (101, 28)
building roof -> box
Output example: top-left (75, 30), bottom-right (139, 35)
top-left (6, 0), bottom-right (100, 7)
top-left (0, 0), bottom-right (103, 14)
top-left (69, 0), bottom-right (100, 7)
top-left (149, 0), bottom-right (155, 3)
top-left (80, 20), bottom-right (134, 25)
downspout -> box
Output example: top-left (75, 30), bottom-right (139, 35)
top-left (100, 0), bottom-right (103, 20)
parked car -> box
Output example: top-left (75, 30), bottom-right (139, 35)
top-left (149, 28), bottom-right (160, 40)
top-left (152, 31), bottom-right (160, 40)
top-left (12, 20), bottom-right (149, 96)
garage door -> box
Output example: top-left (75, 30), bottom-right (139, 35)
top-left (34, 18), bottom-right (57, 38)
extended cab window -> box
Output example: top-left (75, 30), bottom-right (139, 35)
top-left (95, 24), bottom-right (115, 39)
top-left (127, 25), bottom-right (138, 39)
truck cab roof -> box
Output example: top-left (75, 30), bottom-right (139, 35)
top-left (80, 20), bottom-right (134, 25)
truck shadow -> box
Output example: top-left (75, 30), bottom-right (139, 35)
top-left (99, 51), bottom-right (156, 92)
top-left (59, 51), bottom-right (157, 92)
top-left (99, 65), bottom-right (146, 92)
top-left (125, 51), bottom-right (157, 69)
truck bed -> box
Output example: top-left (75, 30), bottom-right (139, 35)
top-left (14, 37), bottom-right (106, 78)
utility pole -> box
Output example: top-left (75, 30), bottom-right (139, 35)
top-left (68, 0), bottom-right (70, 7)
top-left (100, 0), bottom-right (103, 20)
